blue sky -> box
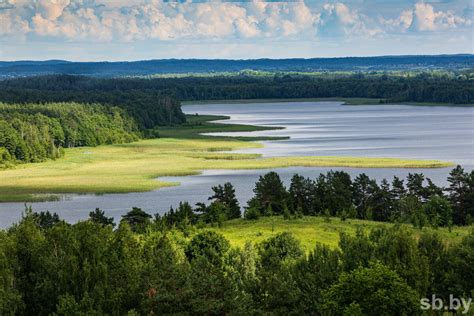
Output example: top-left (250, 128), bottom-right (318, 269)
top-left (0, 0), bottom-right (473, 61)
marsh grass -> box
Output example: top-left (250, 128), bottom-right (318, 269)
top-left (0, 136), bottom-right (452, 202)
top-left (0, 114), bottom-right (452, 202)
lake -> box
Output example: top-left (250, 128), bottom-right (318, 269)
top-left (0, 101), bottom-right (473, 228)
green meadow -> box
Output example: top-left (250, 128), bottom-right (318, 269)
top-left (0, 115), bottom-right (452, 202)
top-left (207, 216), bottom-right (471, 252)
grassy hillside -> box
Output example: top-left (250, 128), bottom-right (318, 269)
top-left (209, 216), bottom-right (472, 251)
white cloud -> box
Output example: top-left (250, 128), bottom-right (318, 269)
top-left (318, 2), bottom-right (381, 37)
top-left (381, 2), bottom-right (471, 32)
top-left (0, 0), bottom-right (471, 44)
top-left (36, 0), bottom-right (70, 20)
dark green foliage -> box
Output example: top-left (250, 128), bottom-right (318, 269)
top-left (289, 174), bottom-right (317, 215)
top-left (1, 209), bottom-right (473, 315)
top-left (89, 208), bottom-right (115, 227)
top-left (209, 182), bottom-right (241, 219)
top-left (447, 165), bottom-right (474, 225)
top-left (323, 262), bottom-right (420, 316)
top-left (370, 226), bottom-right (430, 295)
top-left (292, 244), bottom-right (342, 314)
top-left (247, 167), bottom-right (472, 227)
top-left (325, 171), bottom-right (353, 216)
top-left (196, 201), bottom-right (227, 227)
top-left (157, 201), bottom-right (197, 230)
top-left (418, 232), bottom-right (446, 295)
top-left (141, 234), bottom-right (191, 314)
top-left (251, 171), bottom-right (288, 214)
top-left (423, 195), bottom-right (453, 228)
top-left (257, 232), bottom-right (304, 270)
top-left (339, 228), bottom-right (375, 271)
top-left (0, 231), bottom-right (22, 314)
top-left (243, 206), bottom-right (260, 220)
top-left (31, 211), bottom-right (61, 229)
top-left (0, 76), bottom-right (186, 129)
top-left (121, 207), bottom-right (152, 232)
top-left (3, 73), bottom-right (471, 105)
top-left (440, 230), bottom-right (474, 298)
top-left (185, 231), bottom-right (230, 266)
top-left (0, 102), bottom-right (138, 164)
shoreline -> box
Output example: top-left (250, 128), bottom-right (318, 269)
top-left (182, 98), bottom-right (474, 107)
top-left (0, 111), bottom-right (455, 203)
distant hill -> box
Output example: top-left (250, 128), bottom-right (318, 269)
top-left (0, 54), bottom-right (472, 78)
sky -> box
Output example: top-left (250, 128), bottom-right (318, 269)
top-left (0, 0), bottom-right (473, 61)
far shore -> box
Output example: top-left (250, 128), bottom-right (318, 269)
top-left (182, 98), bottom-right (474, 107)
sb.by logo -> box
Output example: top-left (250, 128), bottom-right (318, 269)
top-left (420, 295), bottom-right (472, 314)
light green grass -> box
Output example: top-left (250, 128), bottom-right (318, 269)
top-left (208, 216), bottom-right (472, 251)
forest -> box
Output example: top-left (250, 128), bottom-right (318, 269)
top-left (1, 54), bottom-right (472, 77)
top-left (0, 103), bottom-right (138, 164)
top-left (0, 76), bottom-right (186, 129)
top-left (0, 166), bottom-right (473, 314)
top-left (0, 72), bottom-right (473, 107)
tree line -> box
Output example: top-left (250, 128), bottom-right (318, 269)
top-left (0, 75), bottom-right (186, 129)
top-left (0, 73), bottom-right (471, 106)
top-left (152, 165), bottom-right (473, 229)
top-left (1, 204), bottom-right (472, 314)
top-left (0, 102), bottom-right (138, 164)
top-left (243, 166), bottom-right (474, 227)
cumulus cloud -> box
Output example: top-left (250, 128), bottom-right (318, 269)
top-left (36, 0), bottom-right (70, 20)
top-left (0, 0), bottom-right (471, 43)
top-left (381, 2), bottom-right (471, 32)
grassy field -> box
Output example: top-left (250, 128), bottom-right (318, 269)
top-left (208, 216), bottom-right (472, 251)
top-left (0, 115), bottom-right (452, 202)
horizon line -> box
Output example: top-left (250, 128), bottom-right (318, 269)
top-left (1, 53), bottom-right (473, 64)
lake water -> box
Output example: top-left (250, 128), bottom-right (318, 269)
top-left (1, 101), bottom-right (473, 228)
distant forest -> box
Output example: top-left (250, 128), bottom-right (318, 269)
top-left (0, 76), bottom-right (186, 129)
top-left (0, 72), bottom-right (472, 164)
top-left (0, 72), bottom-right (472, 106)
top-left (0, 54), bottom-right (472, 77)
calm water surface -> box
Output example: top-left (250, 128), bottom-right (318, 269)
top-left (1, 102), bottom-right (473, 228)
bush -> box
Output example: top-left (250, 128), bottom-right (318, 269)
top-left (323, 262), bottom-right (420, 315)
top-left (258, 232), bottom-right (304, 270)
top-left (244, 207), bottom-right (260, 220)
top-left (185, 231), bottom-right (230, 265)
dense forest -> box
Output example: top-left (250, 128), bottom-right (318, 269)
top-left (0, 73), bottom-right (472, 105)
top-left (1, 169), bottom-right (472, 314)
top-left (0, 103), bottom-right (138, 164)
top-left (0, 76), bottom-right (186, 129)
top-left (1, 55), bottom-right (472, 77)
